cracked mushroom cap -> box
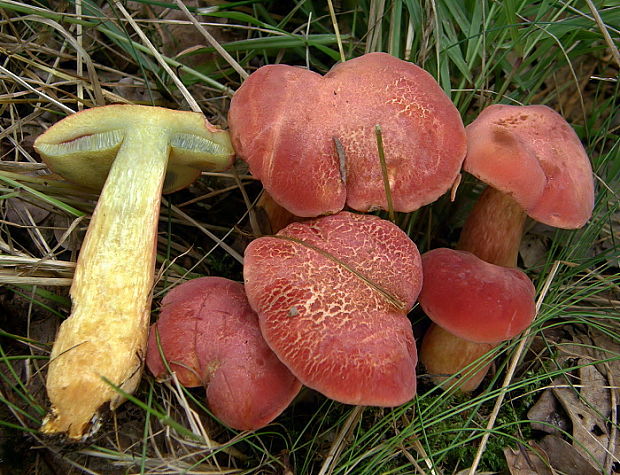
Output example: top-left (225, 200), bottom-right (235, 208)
top-left (34, 104), bottom-right (234, 193)
top-left (243, 211), bottom-right (422, 406)
top-left (146, 277), bottom-right (301, 431)
top-left (464, 104), bottom-right (594, 229)
top-left (418, 248), bottom-right (536, 344)
top-left (229, 52), bottom-right (466, 217)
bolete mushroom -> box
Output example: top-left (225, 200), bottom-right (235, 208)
top-left (419, 104), bottom-right (594, 391)
top-left (34, 104), bottom-right (234, 438)
top-left (229, 52), bottom-right (466, 217)
top-left (418, 248), bottom-right (536, 391)
top-left (243, 211), bottom-right (422, 406)
top-left (459, 104), bottom-right (594, 266)
top-left (146, 277), bottom-right (301, 431)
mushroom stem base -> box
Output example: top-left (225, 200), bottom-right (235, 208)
top-left (457, 186), bottom-right (527, 268)
top-left (420, 324), bottom-right (496, 392)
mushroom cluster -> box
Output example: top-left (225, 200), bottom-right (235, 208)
top-left (419, 104), bottom-right (594, 391)
top-left (36, 52), bottom-right (594, 437)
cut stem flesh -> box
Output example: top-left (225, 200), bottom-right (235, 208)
top-left (42, 130), bottom-right (169, 437)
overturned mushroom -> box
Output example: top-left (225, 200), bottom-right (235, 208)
top-left (146, 277), bottom-right (301, 431)
top-left (243, 211), bottom-right (422, 406)
top-left (34, 104), bottom-right (234, 439)
top-left (229, 52), bottom-right (466, 217)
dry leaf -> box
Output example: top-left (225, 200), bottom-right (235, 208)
top-left (527, 389), bottom-right (570, 435)
top-left (538, 435), bottom-right (601, 475)
top-left (4, 196), bottom-right (50, 225)
top-left (553, 361), bottom-right (614, 470)
top-left (504, 444), bottom-right (553, 475)
top-left (589, 329), bottom-right (620, 385)
top-left (52, 214), bottom-right (85, 252)
top-left (519, 233), bottom-right (549, 270)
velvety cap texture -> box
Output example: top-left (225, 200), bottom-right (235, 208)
top-left (146, 277), bottom-right (301, 430)
top-left (419, 248), bottom-right (536, 344)
top-left (229, 52), bottom-right (466, 217)
top-left (465, 104), bottom-right (594, 229)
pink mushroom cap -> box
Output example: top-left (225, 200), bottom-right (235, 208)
top-left (243, 211), bottom-right (422, 406)
top-left (146, 277), bottom-right (301, 431)
top-left (418, 248), bottom-right (536, 344)
top-left (229, 52), bottom-right (466, 217)
top-left (464, 104), bottom-right (594, 229)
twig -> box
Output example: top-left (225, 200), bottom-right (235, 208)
top-left (605, 364), bottom-right (618, 474)
top-left (375, 124), bottom-right (395, 222)
top-left (468, 260), bottom-right (562, 474)
top-left (0, 64), bottom-right (74, 114)
top-left (166, 201), bottom-right (244, 265)
top-left (326, 0), bottom-right (345, 62)
top-left (584, 0), bottom-right (620, 67)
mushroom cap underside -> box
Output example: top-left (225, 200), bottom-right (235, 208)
top-left (34, 104), bottom-right (234, 193)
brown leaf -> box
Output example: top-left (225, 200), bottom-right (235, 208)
top-left (504, 444), bottom-right (553, 475)
top-left (519, 233), bottom-right (548, 270)
top-left (552, 362), bottom-right (612, 469)
top-left (5, 196), bottom-right (50, 226)
top-left (538, 435), bottom-right (601, 475)
top-left (527, 389), bottom-right (570, 435)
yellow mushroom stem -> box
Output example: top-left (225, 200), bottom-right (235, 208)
top-left (41, 130), bottom-right (168, 438)
top-left (35, 105), bottom-right (233, 438)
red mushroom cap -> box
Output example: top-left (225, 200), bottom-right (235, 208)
top-left (146, 277), bottom-right (301, 431)
top-left (418, 248), bottom-right (536, 344)
top-left (229, 52), bottom-right (466, 217)
top-left (243, 211), bottom-right (421, 406)
top-left (464, 104), bottom-right (594, 229)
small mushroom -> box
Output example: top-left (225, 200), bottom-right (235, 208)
top-left (458, 104), bottom-right (595, 266)
top-left (34, 104), bottom-right (234, 439)
top-left (146, 277), bottom-right (301, 431)
top-left (229, 52), bottom-right (466, 217)
top-left (419, 104), bottom-right (594, 391)
top-left (418, 248), bottom-right (536, 391)
top-left (243, 211), bottom-right (422, 406)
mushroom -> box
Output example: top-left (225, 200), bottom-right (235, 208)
top-left (418, 248), bottom-right (536, 391)
top-left (146, 277), bottom-right (301, 431)
top-left (458, 104), bottom-right (594, 266)
top-left (419, 104), bottom-right (594, 391)
top-left (243, 211), bottom-right (422, 406)
top-left (34, 104), bottom-right (234, 438)
top-left (229, 52), bottom-right (466, 217)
